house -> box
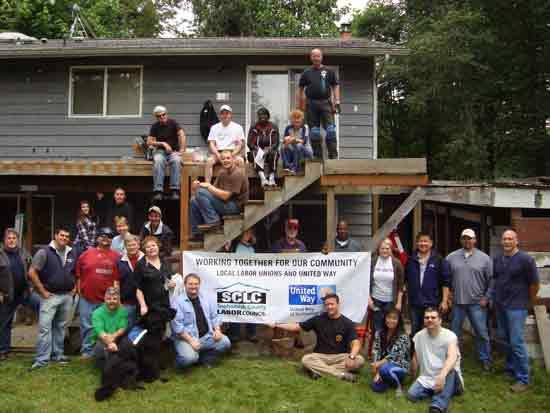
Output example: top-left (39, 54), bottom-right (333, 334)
top-left (0, 33), bottom-right (429, 254)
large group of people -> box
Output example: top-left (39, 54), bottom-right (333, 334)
top-left (0, 218), bottom-right (541, 412)
top-left (0, 46), bottom-right (543, 412)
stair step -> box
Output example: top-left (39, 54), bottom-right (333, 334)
top-left (224, 218), bottom-right (243, 238)
top-left (204, 232), bottom-right (226, 251)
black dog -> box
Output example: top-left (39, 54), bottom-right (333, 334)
top-left (94, 305), bottom-right (176, 401)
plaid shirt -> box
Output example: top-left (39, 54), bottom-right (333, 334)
top-left (75, 217), bottom-right (97, 249)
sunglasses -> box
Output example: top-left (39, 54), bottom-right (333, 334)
top-left (287, 225), bottom-right (299, 231)
top-left (156, 113), bottom-right (167, 119)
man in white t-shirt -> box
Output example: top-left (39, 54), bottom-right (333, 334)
top-left (205, 104), bottom-right (245, 183)
top-left (408, 307), bottom-right (463, 413)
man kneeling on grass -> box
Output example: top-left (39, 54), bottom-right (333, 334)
top-left (408, 307), bottom-right (464, 413)
top-left (91, 287), bottom-right (128, 370)
top-left (171, 274), bottom-right (231, 368)
top-left (271, 293), bottom-right (364, 382)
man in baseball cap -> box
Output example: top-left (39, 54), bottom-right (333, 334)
top-left (271, 218), bottom-right (307, 253)
top-left (445, 228), bottom-right (493, 371)
top-left (75, 226), bottom-right (121, 358)
top-left (147, 105), bottom-right (187, 201)
top-left (139, 205), bottom-right (174, 259)
top-left (205, 104), bottom-right (245, 184)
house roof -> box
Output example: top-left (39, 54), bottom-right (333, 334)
top-left (0, 37), bottom-right (407, 59)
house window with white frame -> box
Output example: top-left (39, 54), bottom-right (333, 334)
top-left (69, 66), bottom-right (142, 117)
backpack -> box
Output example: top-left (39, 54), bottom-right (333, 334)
top-left (200, 100), bottom-right (219, 142)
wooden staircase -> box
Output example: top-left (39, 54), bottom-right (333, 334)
top-left (202, 161), bottom-right (323, 251)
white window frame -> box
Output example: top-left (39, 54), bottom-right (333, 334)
top-left (245, 65), bottom-right (340, 152)
top-left (68, 65), bottom-right (143, 118)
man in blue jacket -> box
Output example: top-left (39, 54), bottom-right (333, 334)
top-left (405, 232), bottom-right (451, 336)
top-left (171, 273), bottom-right (231, 369)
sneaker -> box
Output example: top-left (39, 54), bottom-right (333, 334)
top-left (482, 361), bottom-right (491, 372)
top-left (341, 372), bottom-right (357, 383)
top-left (170, 190), bottom-right (180, 201)
top-left (0, 353), bottom-right (8, 361)
top-left (197, 221), bottom-right (221, 232)
top-left (395, 386), bottom-right (404, 398)
top-left (268, 174), bottom-right (277, 187)
top-left (510, 382), bottom-right (529, 393)
top-left (305, 369), bottom-right (321, 380)
top-left (79, 353), bottom-right (93, 361)
top-left (29, 362), bottom-right (47, 371)
top-left (247, 335), bottom-right (259, 343)
top-left (152, 191), bottom-right (163, 202)
top-left (52, 356), bottom-right (70, 364)
top-left (428, 407), bottom-right (444, 413)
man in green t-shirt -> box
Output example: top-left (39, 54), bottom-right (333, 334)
top-left (91, 286), bottom-right (128, 368)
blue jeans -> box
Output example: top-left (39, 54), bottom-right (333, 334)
top-left (408, 369), bottom-right (462, 411)
top-left (35, 293), bottom-right (73, 365)
top-left (409, 305), bottom-right (428, 337)
top-left (174, 333), bottom-right (231, 368)
top-left (227, 323), bottom-right (257, 341)
top-left (123, 304), bottom-right (137, 330)
top-left (190, 187), bottom-right (240, 235)
top-left (451, 303), bottom-right (491, 363)
top-left (153, 149), bottom-right (182, 192)
top-left (281, 143), bottom-right (313, 172)
top-left (371, 362), bottom-right (407, 392)
top-left (79, 297), bottom-right (101, 356)
top-left (496, 306), bottom-right (529, 384)
top-left (0, 292), bottom-right (40, 354)
top-left (371, 298), bottom-right (395, 335)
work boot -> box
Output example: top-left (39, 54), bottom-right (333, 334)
top-left (327, 142), bottom-right (338, 159)
top-left (311, 141), bottom-right (323, 159)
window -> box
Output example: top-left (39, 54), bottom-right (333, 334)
top-left (246, 66), bottom-right (339, 141)
top-left (69, 66), bottom-right (142, 117)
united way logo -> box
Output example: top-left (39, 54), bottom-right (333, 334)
top-left (288, 284), bottom-right (336, 305)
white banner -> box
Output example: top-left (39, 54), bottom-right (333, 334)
top-left (182, 251), bottom-right (371, 324)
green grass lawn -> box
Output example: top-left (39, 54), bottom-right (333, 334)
top-left (1, 350), bottom-right (549, 413)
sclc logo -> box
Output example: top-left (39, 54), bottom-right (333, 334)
top-left (218, 291), bottom-right (266, 304)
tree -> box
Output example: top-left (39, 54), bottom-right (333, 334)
top-left (353, 0), bottom-right (550, 180)
top-left (0, 0), bottom-right (183, 38)
top-left (187, 0), bottom-right (347, 37)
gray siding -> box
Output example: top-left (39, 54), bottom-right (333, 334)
top-left (0, 55), bottom-right (374, 160)
top-left (1, 54), bottom-right (374, 241)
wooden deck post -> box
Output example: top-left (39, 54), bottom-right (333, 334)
top-left (25, 192), bottom-right (32, 253)
top-left (372, 194), bottom-right (380, 233)
top-left (326, 188), bottom-right (336, 251)
top-left (412, 201), bottom-right (422, 239)
top-left (179, 165), bottom-right (191, 254)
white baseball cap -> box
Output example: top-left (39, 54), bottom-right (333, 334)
top-left (219, 104), bottom-right (233, 113)
top-left (461, 228), bottom-right (476, 238)
top-left (153, 105), bottom-right (167, 115)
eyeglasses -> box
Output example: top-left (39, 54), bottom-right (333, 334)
top-left (156, 113), bottom-right (167, 119)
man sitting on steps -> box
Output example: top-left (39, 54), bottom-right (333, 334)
top-left (190, 150), bottom-right (249, 241)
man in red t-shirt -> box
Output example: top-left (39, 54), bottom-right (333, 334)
top-left (76, 227), bottom-right (121, 358)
